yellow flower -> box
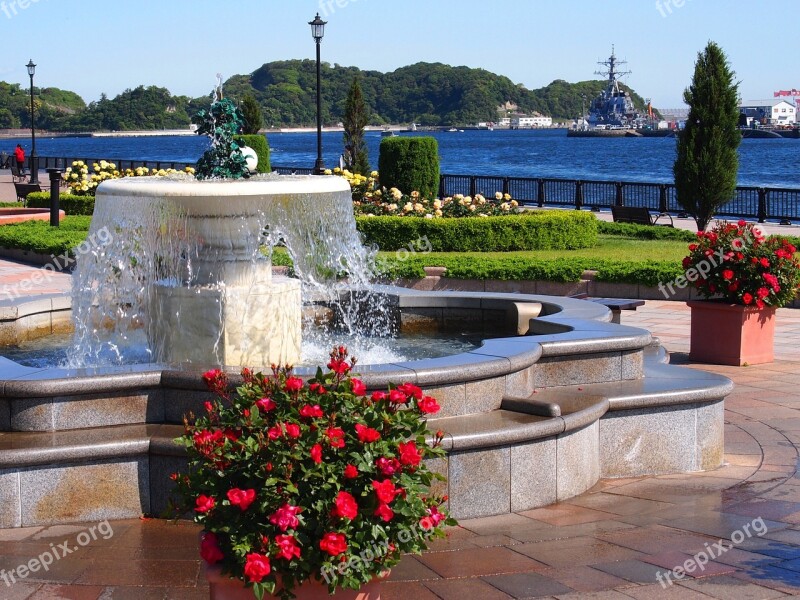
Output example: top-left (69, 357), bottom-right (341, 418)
top-left (370, 171), bottom-right (378, 178)
top-left (435, 209), bottom-right (443, 217)
top-left (324, 169), bottom-right (333, 175)
top-left (403, 202), bottom-right (413, 212)
top-left (495, 192), bottom-right (503, 200)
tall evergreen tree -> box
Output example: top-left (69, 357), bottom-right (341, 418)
top-left (343, 77), bottom-right (370, 175)
top-left (240, 93), bottom-right (264, 135)
top-left (674, 42), bottom-right (740, 231)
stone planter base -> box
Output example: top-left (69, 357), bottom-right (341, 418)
top-left (205, 564), bottom-right (384, 599)
top-left (688, 301), bottom-right (776, 366)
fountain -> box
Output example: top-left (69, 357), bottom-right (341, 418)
top-left (0, 91), bottom-right (734, 527)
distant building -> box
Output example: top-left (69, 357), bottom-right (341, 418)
top-left (739, 99), bottom-right (796, 126)
top-left (497, 117), bottom-right (511, 127)
top-left (510, 115), bottom-right (553, 128)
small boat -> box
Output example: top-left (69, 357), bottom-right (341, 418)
top-left (380, 130), bottom-right (397, 138)
top-left (447, 128), bottom-right (458, 132)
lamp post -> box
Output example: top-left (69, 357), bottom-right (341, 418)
top-left (309, 13), bottom-right (327, 174)
top-left (26, 59), bottom-right (38, 185)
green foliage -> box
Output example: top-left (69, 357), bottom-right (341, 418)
top-left (343, 78), bottom-right (370, 175)
top-left (597, 221), bottom-right (697, 242)
top-left (240, 93), bottom-right (264, 135)
top-left (357, 212), bottom-right (597, 252)
top-left (234, 135), bottom-right (271, 173)
top-left (378, 137), bottom-right (439, 200)
top-left (592, 260), bottom-right (684, 287)
top-left (171, 357), bottom-right (453, 598)
top-left (193, 98), bottom-right (249, 180)
top-left (674, 42), bottom-right (741, 231)
top-left (0, 216), bottom-right (93, 256)
top-left (27, 192), bottom-right (95, 215)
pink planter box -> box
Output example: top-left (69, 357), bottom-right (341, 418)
top-left (688, 300), bottom-right (776, 366)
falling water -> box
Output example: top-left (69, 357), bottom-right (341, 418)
top-left (66, 173), bottom-right (398, 368)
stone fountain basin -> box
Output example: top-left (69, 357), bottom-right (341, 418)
top-left (0, 289), bottom-right (732, 526)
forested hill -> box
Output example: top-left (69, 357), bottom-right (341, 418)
top-left (0, 61), bottom-right (653, 131)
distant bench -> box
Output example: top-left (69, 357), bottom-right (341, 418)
top-left (14, 183), bottom-right (41, 205)
top-left (611, 205), bottom-right (674, 227)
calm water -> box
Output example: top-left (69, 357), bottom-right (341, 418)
top-left (2, 129), bottom-right (799, 187)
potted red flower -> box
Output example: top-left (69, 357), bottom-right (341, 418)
top-left (683, 220), bottom-right (800, 365)
top-left (171, 347), bottom-right (455, 599)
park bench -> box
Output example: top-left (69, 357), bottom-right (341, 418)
top-left (14, 182), bottom-right (41, 205)
top-left (611, 205), bottom-right (674, 227)
top-left (571, 293), bottom-right (645, 323)
top-left (10, 163), bottom-right (27, 183)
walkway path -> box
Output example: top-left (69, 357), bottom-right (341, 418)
top-left (1, 262), bottom-right (800, 597)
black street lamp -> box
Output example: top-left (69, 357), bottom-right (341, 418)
top-left (26, 59), bottom-right (38, 185)
top-left (309, 13), bottom-right (327, 174)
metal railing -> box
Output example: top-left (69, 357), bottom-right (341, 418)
top-left (438, 174), bottom-right (800, 223)
top-left (30, 158), bottom-right (800, 223)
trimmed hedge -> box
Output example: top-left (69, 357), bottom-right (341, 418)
top-left (356, 211), bottom-right (597, 252)
top-left (27, 192), bottom-right (95, 216)
top-left (0, 216), bottom-right (93, 256)
top-left (378, 137), bottom-right (439, 199)
top-left (598, 221), bottom-right (697, 242)
top-left (377, 254), bottom-right (683, 286)
top-left (234, 134), bottom-right (271, 173)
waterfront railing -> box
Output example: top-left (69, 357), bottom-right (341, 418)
top-left (32, 157), bottom-right (800, 223)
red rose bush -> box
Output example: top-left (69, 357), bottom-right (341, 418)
top-left (683, 220), bottom-right (800, 308)
top-left (172, 347), bottom-right (454, 599)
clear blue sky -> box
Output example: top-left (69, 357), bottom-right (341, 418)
top-left (0, 0), bottom-right (791, 109)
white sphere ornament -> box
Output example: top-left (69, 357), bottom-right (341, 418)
top-left (241, 146), bottom-right (258, 171)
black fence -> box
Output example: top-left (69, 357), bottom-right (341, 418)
top-left (31, 158), bottom-right (800, 223)
top-left (437, 174), bottom-right (800, 224)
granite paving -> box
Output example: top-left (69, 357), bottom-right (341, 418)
top-left (2, 260), bottom-right (800, 597)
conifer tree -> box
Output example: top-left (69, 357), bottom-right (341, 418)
top-left (240, 93), bottom-right (264, 135)
top-left (343, 77), bottom-right (370, 175)
top-left (674, 41), bottom-right (740, 231)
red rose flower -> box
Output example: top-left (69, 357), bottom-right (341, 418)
top-left (284, 377), bottom-right (304, 392)
top-left (418, 396), bottom-right (441, 414)
top-left (285, 423), bottom-right (301, 438)
top-left (389, 389), bottom-right (408, 404)
top-left (376, 457), bottom-right (401, 476)
top-left (299, 404), bottom-right (324, 419)
top-left (355, 423), bottom-right (381, 443)
top-left (267, 426), bottom-right (282, 440)
top-left (722, 269), bottom-right (734, 281)
top-left (274, 534), bottom-right (302, 561)
top-left (374, 503), bottom-right (394, 522)
top-left (244, 552), bottom-right (271, 582)
top-left (742, 293), bottom-right (753, 305)
top-left (256, 397), bottom-right (276, 412)
top-left (760, 257), bottom-right (770, 268)
top-left (756, 299), bottom-right (766, 309)
top-left (309, 382), bottom-right (327, 394)
top-left (327, 357), bottom-right (351, 375)
top-left (310, 443), bottom-right (323, 464)
top-left (372, 479), bottom-right (400, 504)
top-left (326, 427), bottom-right (346, 448)
top-left (269, 503), bottom-right (302, 531)
top-left (757, 287), bottom-right (770, 299)
top-left (351, 378), bottom-right (367, 396)
top-left (319, 532), bottom-right (348, 556)
top-left (371, 391), bottom-right (387, 402)
top-left (331, 491), bottom-right (359, 520)
top-left (397, 383), bottom-right (423, 400)
top-left (195, 495), bottom-right (215, 513)
top-left (200, 532), bottom-right (223, 565)
top-left (398, 441), bottom-right (422, 466)
top-left (227, 488), bottom-right (256, 511)
top-left (343, 464), bottom-right (359, 479)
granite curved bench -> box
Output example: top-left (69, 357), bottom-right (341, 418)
top-left (0, 288), bottom-right (732, 526)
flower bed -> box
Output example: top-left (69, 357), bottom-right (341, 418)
top-left (172, 348), bottom-right (454, 599)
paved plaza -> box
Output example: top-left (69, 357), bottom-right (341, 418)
top-left (1, 255), bottom-right (800, 598)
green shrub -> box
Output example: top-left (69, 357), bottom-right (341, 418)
top-left (378, 137), bottom-right (439, 199)
top-left (356, 211), bottom-right (597, 252)
top-left (598, 221), bottom-right (697, 242)
top-left (0, 202), bottom-right (19, 208)
top-left (0, 216), bottom-right (92, 256)
top-left (234, 134), bottom-right (271, 173)
top-left (27, 192), bottom-right (95, 216)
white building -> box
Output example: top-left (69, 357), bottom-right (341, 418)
top-left (739, 99), bottom-right (796, 125)
top-left (510, 115), bottom-right (553, 128)
top-left (497, 117), bottom-right (511, 127)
